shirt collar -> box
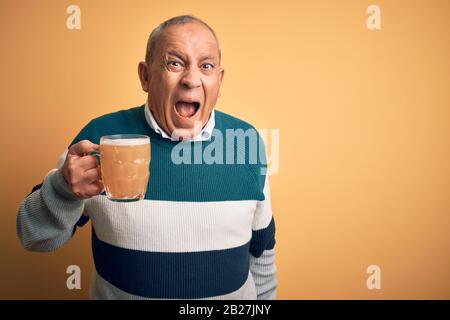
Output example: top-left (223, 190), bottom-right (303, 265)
top-left (144, 100), bottom-right (215, 142)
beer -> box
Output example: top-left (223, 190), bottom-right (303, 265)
top-left (99, 135), bottom-right (150, 201)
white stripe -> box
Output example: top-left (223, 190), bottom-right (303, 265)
top-left (85, 197), bottom-right (256, 252)
top-left (252, 174), bottom-right (273, 231)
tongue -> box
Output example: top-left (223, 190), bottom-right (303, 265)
top-left (175, 102), bottom-right (197, 118)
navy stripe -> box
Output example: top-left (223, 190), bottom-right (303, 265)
top-left (91, 229), bottom-right (251, 299)
top-left (76, 215), bottom-right (90, 227)
top-left (28, 183), bottom-right (43, 196)
top-left (72, 215), bottom-right (90, 235)
top-left (250, 217), bottom-right (276, 258)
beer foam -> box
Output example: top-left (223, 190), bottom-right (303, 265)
top-left (102, 138), bottom-right (149, 146)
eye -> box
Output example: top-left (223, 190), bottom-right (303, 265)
top-left (202, 63), bottom-right (214, 70)
top-left (168, 61), bottom-right (183, 68)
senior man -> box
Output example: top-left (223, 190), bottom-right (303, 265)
top-left (17, 15), bottom-right (276, 300)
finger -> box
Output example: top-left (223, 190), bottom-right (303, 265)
top-left (83, 181), bottom-right (105, 198)
top-left (77, 155), bottom-right (100, 171)
top-left (68, 140), bottom-right (99, 156)
top-left (83, 167), bottom-right (101, 184)
top-left (73, 181), bottom-right (104, 199)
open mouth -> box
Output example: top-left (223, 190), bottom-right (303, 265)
top-left (175, 100), bottom-right (200, 118)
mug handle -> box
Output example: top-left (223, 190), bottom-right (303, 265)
top-left (89, 151), bottom-right (101, 165)
top-left (89, 151), bottom-right (102, 182)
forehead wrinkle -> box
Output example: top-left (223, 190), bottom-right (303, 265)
top-left (157, 26), bottom-right (220, 62)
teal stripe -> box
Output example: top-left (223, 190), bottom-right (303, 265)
top-left (69, 106), bottom-right (267, 202)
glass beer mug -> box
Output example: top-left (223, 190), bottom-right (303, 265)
top-left (95, 134), bottom-right (150, 202)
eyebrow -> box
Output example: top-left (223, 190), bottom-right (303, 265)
top-left (199, 56), bottom-right (215, 62)
top-left (167, 51), bottom-right (186, 61)
top-left (167, 51), bottom-right (217, 62)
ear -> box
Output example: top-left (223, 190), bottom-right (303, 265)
top-left (138, 61), bottom-right (151, 92)
top-left (218, 67), bottom-right (225, 97)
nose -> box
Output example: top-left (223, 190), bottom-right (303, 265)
top-left (180, 68), bottom-right (202, 89)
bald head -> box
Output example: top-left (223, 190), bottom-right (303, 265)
top-left (145, 15), bottom-right (221, 66)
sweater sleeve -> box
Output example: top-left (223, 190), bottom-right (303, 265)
top-left (16, 150), bottom-right (88, 252)
top-left (249, 174), bottom-right (277, 300)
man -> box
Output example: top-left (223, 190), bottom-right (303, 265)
top-left (17, 15), bottom-right (276, 300)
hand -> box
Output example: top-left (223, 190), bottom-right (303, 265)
top-left (62, 140), bottom-right (104, 199)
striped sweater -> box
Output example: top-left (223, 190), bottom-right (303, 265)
top-left (16, 105), bottom-right (277, 300)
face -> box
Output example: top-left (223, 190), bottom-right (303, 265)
top-left (138, 22), bottom-right (224, 140)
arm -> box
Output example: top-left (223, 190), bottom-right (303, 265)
top-left (249, 175), bottom-right (277, 300)
top-left (16, 150), bottom-right (86, 252)
top-left (16, 140), bottom-right (102, 252)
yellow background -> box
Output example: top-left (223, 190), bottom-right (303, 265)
top-left (1, 0), bottom-right (449, 299)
